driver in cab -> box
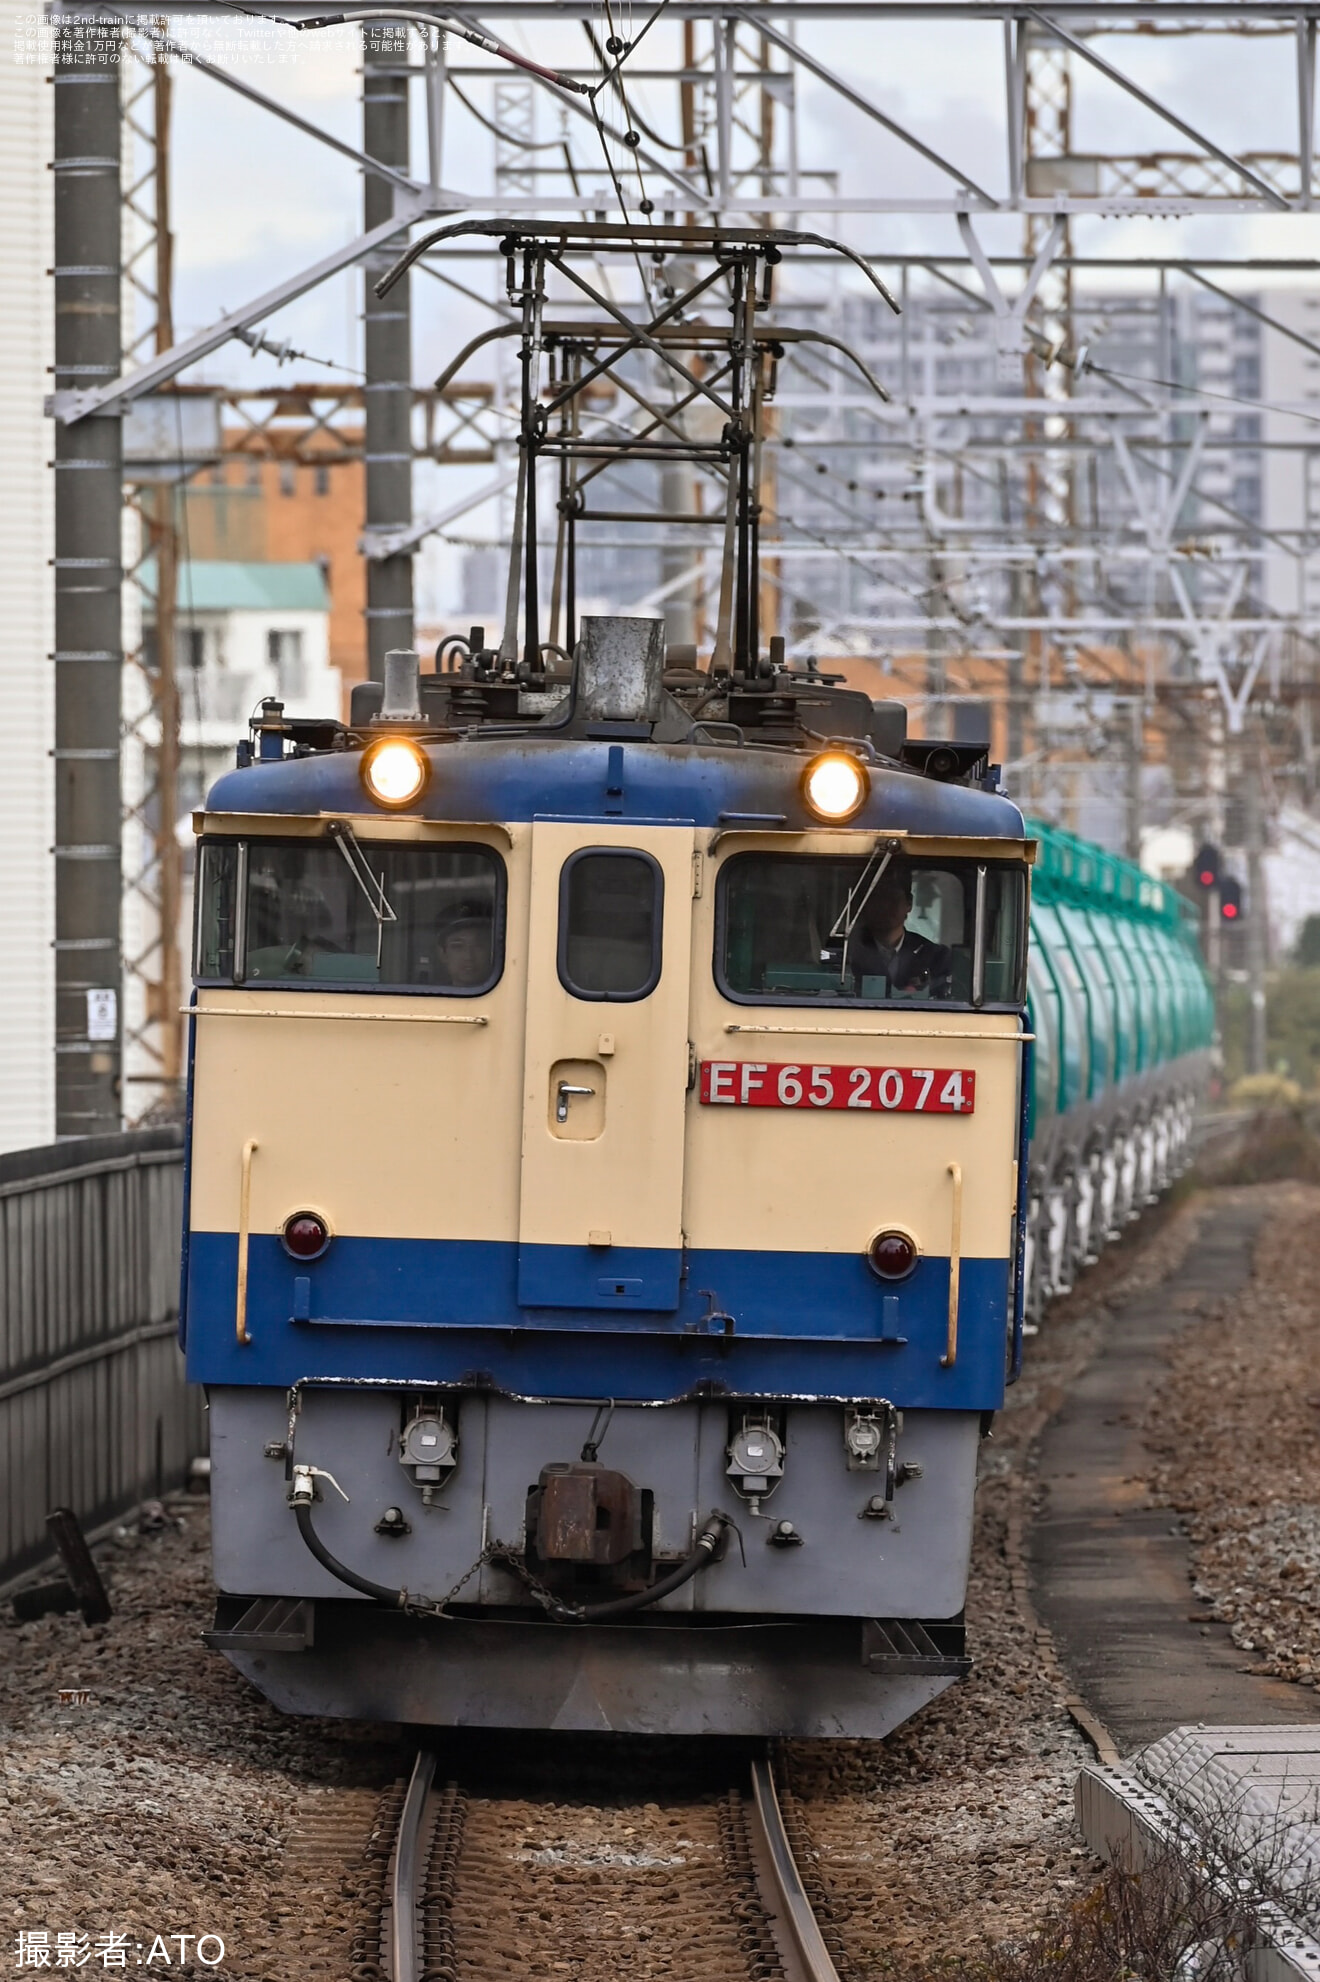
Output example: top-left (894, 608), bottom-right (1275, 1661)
top-left (435, 900), bottom-right (493, 989)
top-left (850, 863), bottom-right (953, 999)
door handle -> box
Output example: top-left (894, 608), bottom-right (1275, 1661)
top-left (556, 1081), bottom-right (596, 1124)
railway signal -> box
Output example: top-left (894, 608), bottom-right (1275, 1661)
top-left (1219, 876), bottom-right (1244, 923)
top-left (1192, 843), bottom-right (1221, 891)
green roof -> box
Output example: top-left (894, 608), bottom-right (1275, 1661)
top-left (140, 559), bottom-right (329, 613)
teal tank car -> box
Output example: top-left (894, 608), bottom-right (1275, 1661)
top-left (1023, 821), bottom-right (1213, 1314)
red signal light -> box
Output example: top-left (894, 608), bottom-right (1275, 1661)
top-left (1222, 902), bottom-right (1238, 920)
top-left (1198, 870), bottom-right (1215, 886)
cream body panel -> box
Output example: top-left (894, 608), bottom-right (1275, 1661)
top-left (189, 825), bottom-right (530, 1242)
top-left (518, 821), bottom-right (695, 1252)
top-left (683, 860), bottom-right (1023, 1259)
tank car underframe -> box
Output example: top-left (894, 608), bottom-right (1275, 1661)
top-left (1024, 1053), bottom-right (1207, 1314)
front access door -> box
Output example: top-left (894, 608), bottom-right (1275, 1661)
top-left (517, 820), bottom-right (695, 1312)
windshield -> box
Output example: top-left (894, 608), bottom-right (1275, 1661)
top-left (718, 852), bottom-right (1026, 1007)
top-left (195, 838), bottom-right (504, 993)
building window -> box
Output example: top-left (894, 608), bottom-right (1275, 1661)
top-left (268, 628), bottom-right (306, 701)
top-left (279, 462), bottom-right (296, 497)
top-left (182, 626), bottom-right (205, 671)
top-left (314, 464), bottom-right (330, 496)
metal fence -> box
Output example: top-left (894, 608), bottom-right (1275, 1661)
top-left (0, 1126), bottom-right (202, 1586)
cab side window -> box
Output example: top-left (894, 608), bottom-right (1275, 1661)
top-left (558, 849), bottom-right (663, 1001)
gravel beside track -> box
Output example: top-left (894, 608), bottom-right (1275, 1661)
top-left (0, 1508), bottom-right (408, 1979)
top-left (0, 1183), bottom-right (1268, 1980)
top-left (1144, 1181), bottom-right (1320, 1690)
top-left (770, 1194), bottom-right (1213, 1974)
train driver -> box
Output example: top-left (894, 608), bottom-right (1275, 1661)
top-left (435, 900), bottom-right (494, 988)
top-left (851, 863), bottom-right (954, 999)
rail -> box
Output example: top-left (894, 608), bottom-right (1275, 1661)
top-left (384, 1748), bottom-right (842, 1982)
top-left (389, 1750), bottom-right (437, 1982)
top-left (0, 1126), bottom-right (202, 1587)
top-left (747, 1757), bottom-right (843, 1982)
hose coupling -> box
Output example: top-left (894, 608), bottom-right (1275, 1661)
top-left (697, 1510), bottom-right (733, 1555)
top-left (288, 1463), bottom-right (350, 1509)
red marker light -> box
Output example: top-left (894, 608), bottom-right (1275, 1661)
top-left (867, 1230), bottom-right (919, 1281)
top-left (281, 1211), bottom-right (331, 1261)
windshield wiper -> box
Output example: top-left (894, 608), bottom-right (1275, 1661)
top-left (825, 837), bottom-right (902, 985)
top-left (327, 820), bottom-right (397, 925)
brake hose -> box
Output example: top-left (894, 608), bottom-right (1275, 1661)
top-left (560, 1511), bottom-right (731, 1621)
top-left (288, 1467), bottom-right (730, 1621)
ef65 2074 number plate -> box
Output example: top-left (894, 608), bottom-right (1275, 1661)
top-left (699, 1061), bottom-right (976, 1113)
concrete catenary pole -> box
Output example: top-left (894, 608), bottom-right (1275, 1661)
top-left (53, 17), bottom-right (123, 1135)
top-left (363, 23), bottom-right (413, 680)
top-left (151, 55), bottom-right (184, 1094)
top-left (1244, 724), bottom-right (1270, 1078)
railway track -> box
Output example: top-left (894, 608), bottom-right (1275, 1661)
top-left (368, 1747), bottom-right (845, 1982)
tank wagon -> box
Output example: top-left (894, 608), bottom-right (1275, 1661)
top-left (1023, 824), bottom-right (1212, 1314)
top-left (184, 221), bottom-right (1211, 1738)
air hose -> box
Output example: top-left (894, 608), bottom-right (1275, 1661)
top-left (294, 1499), bottom-right (405, 1607)
top-left (288, 1466), bottom-right (731, 1622)
top-left (558, 1510), bottom-right (732, 1622)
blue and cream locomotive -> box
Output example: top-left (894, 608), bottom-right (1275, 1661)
top-left (185, 223), bottom-right (1208, 1736)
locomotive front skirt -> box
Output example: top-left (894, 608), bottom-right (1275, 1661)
top-left (182, 620), bottom-right (1198, 1737)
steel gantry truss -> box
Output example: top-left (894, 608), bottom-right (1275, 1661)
top-left (45, 0), bottom-right (1320, 1121)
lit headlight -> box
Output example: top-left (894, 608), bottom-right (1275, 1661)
top-left (361, 737), bottom-right (429, 809)
top-left (802, 751), bottom-right (868, 823)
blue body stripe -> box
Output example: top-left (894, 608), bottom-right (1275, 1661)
top-left (184, 1232), bottom-right (1009, 1407)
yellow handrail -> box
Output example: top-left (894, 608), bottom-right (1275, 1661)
top-left (942, 1160), bottom-right (962, 1368)
top-left (236, 1138), bottom-right (258, 1346)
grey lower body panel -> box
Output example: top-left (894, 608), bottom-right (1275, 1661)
top-left (210, 1599), bottom-right (964, 1738)
top-left (208, 1387), bottom-right (980, 1621)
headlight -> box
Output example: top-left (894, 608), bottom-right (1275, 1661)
top-left (361, 737), bottom-right (429, 809)
top-left (802, 751), bottom-right (868, 823)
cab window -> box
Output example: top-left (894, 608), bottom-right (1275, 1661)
top-left (558, 849), bottom-right (663, 1001)
top-left (195, 837), bottom-right (504, 994)
top-left (717, 850), bottom-right (1026, 1008)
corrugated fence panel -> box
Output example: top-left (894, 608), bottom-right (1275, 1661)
top-left (0, 1126), bottom-right (203, 1586)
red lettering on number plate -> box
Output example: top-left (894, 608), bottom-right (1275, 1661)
top-left (698, 1061), bottom-right (976, 1113)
